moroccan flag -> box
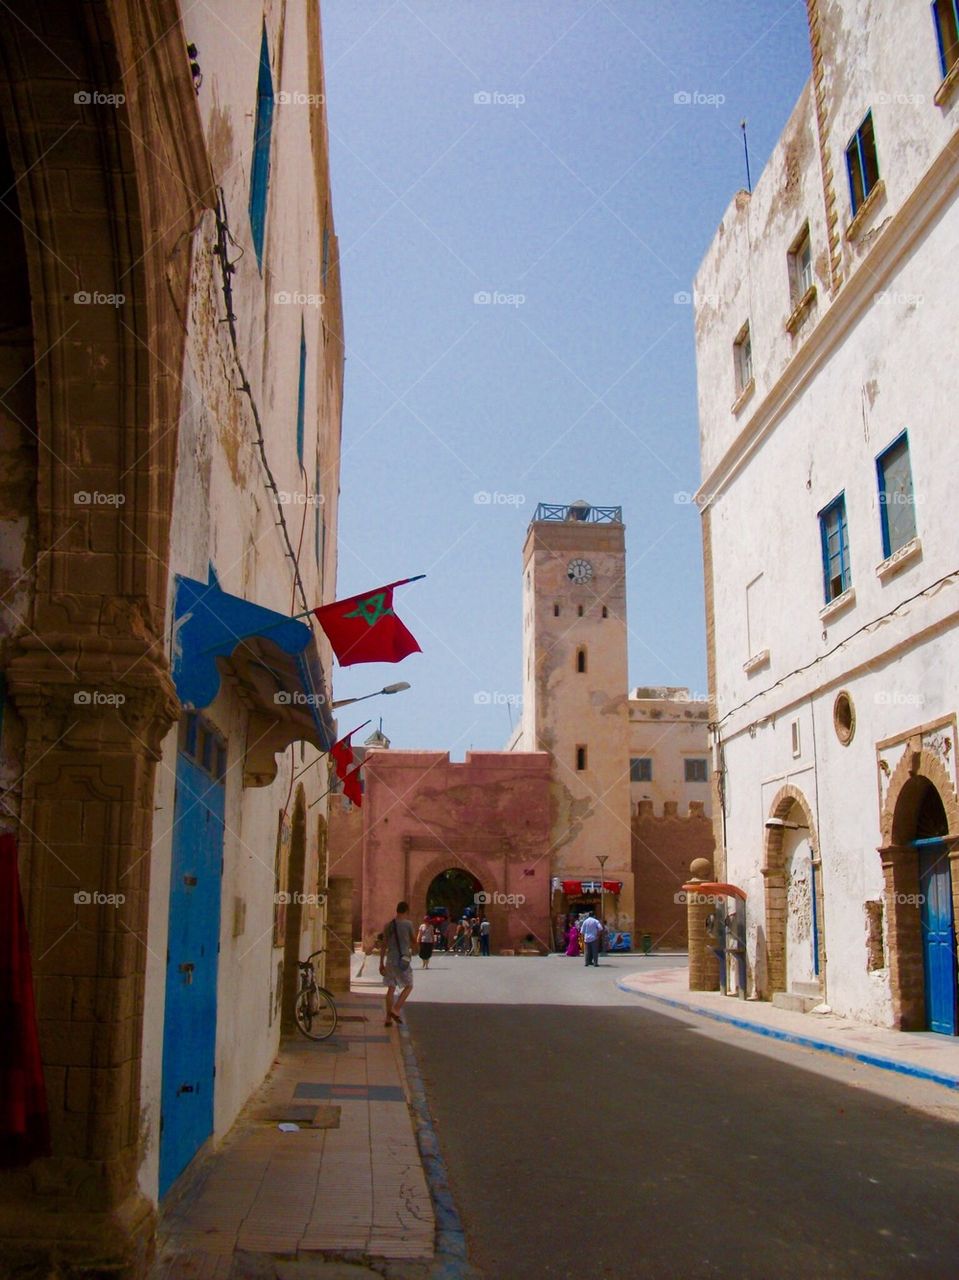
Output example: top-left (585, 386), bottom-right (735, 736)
top-left (314, 577), bottom-right (422, 667)
top-left (342, 763), bottom-right (364, 807)
top-left (329, 733), bottom-right (356, 782)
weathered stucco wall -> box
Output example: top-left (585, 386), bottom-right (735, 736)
top-left (361, 750), bottom-right (553, 954)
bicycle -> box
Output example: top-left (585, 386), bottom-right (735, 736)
top-left (294, 949), bottom-right (338, 1041)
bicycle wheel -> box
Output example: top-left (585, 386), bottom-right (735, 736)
top-left (295, 984), bottom-right (337, 1041)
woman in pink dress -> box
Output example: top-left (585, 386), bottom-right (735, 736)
top-left (564, 922), bottom-right (580, 957)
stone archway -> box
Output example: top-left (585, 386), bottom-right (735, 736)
top-left (281, 789), bottom-right (309, 1031)
top-left (0, 3), bottom-right (212, 1274)
top-left (426, 867), bottom-right (484, 921)
top-left (762, 785), bottom-right (822, 997)
top-left (878, 746), bottom-right (959, 1030)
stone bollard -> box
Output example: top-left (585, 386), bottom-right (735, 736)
top-left (686, 857), bottom-right (720, 992)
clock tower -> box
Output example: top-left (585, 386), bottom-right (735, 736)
top-left (519, 501), bottom-right (634, 932)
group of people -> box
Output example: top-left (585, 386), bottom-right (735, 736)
top-left (563, 911), bottom-right (607, 967)
top-left (421, 914), bottom-right (490, 960)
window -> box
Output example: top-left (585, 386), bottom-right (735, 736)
top-left (685, 758), bottom-right (708, 783)
top-left (630, 757), bottom-right (652, 783)
top-left (846, 111), bottom-right (879, 215)
top-left (819, 494), bottom-right (851, 602)
top-left (788, 225), bottom-right (813, 305)
top-left (602, 606), bottom-right (608, 618)
top-left (576, 647), bottom-right (587, 674)
top-left (296, 320), bottom-right (307, 467)
top-left (576, 745), bottom-right (587, 771)
top-left (877, 432), bottom-right (917, 558)
top-left (315, 458), bottom-right (324, 567)
top-left (933, 0), bottom-right (959, 77)
top-left (734, 322), bottom-right (752, 395)
top-left (553, 603), bottom-right (560, 617)
top-left (791, 720), bottom-right (801, 758)
top-left (577, 605), bottom-right (584, 617)
top-left (249, 27), bottom-right (275, 269)
top-left (321, 223), bottom-right (331, 287)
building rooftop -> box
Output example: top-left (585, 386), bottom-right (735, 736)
top-left (532, 501), bottom-right (623, 525)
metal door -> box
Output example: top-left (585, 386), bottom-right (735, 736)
top-left (158, 748), bottom-right (224, 1195)
top-left (918, 841), bottom-right (957, 1036)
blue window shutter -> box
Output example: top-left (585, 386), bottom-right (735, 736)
top-left (296, 321), bottom-right (307, 467)
top-left (249, 28), bottom-right (275, 269)
top-left (934, 0), bottom-right (948, 74)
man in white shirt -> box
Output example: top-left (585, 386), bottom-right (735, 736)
top-left (580, 912), bottom-right (604, 967)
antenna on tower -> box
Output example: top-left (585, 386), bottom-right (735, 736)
top-left (741, 119), bottom-right (752, 194)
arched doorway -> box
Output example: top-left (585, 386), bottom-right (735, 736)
top-left (886, 772), bottom-right (958, 1034)
top-left (281, 789), bottom-right (308, 1032)
top-left (763, 787), bottom-right (824, 999)
top-left (426, 867), bottom-right (483, 922)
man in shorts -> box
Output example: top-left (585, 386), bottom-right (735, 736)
top-left (379, 900), bottom-right (416, 1027)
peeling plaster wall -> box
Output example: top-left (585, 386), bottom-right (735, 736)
top-left (138, 1), bottom-right (343, 1202)
top-left (695, 0), bottom-right (959, 1027)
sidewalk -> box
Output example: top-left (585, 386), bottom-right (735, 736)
top-left (619, 963), bottom-right (959, 1091)
top-left (152, 988), bottom-right (436, 1279)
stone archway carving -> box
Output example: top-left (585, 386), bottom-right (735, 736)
top-left (877, 746), bottom-right (959, 1030)
top-left (762, 784), bottom-right (821, 996)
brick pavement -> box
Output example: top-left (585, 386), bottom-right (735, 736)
top-left (152, 990), bottom-right (435, 1279)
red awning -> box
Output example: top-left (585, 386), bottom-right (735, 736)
top-left (559, 879), bottom-right (623, 895)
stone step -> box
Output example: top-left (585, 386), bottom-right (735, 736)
top-left (791, 980), bottom-right (824, 997)
top-left (771, 991), bottom-right (822, 1014)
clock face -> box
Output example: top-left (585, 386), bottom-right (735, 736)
top-left (567, 558), bottom-right (593, 584)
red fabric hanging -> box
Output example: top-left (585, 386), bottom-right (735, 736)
top-left (0, 833), bottom-right (50, 1167)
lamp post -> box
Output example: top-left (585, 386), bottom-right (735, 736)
top-left (332, 681), bottom-right (410, 710)
top-left (597, 854), bottom-right (609, 947)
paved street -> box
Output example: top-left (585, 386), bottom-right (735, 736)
top-left (394, 954), bottom-right (959, 1279)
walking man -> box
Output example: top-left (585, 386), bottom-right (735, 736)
top-left (580, 911), bottom-right (603, 967)
top-left (379, 901), bottom-right (416, 1027)
top-left (480, 916), bottom-right (491, 956)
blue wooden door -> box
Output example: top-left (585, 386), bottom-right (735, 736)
top-left (159, 748), bottom-right (225, 1195)
top-left (918, 842), bottom-right (957, 1036)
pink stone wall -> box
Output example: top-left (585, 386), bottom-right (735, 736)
top-left (361, 749), bottom-right (553, 954)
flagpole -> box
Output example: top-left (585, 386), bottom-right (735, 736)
top-left (290, 719), bottom-right (371, 782)
top-left (294, 574), bottom-right (427, 621)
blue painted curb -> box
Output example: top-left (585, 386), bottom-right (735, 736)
top-left (397, 1023), bottom-right (475, 1279)
top-left (617, 980), bottom-right (959, 1092)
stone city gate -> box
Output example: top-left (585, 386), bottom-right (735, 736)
top-left (0, 2), bottom-right (213, 1273)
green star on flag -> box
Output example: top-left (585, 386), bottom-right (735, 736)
top-left (313, 577), bottom-right (423, 666)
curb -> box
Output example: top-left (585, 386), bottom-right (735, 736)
top-left (617, 980), bottom-right (959, 1092)
top-left (397, 1022), bottom-right (477, 1279)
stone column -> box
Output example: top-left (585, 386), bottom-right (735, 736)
top-left (325, 876), bottom-right (353, 994)
top-left (0, 642), bottom-right (177, 1277)
top-left (686, 858), bottom-right (719, 992)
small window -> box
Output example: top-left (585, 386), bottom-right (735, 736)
top-left (315, 458), bottom-right (323, 565)
top-left (933, 0), bottom-right (959, 78)
top-left (819, 493), bottom-right (851, 602)
top-left (296, 320), bottom-right (307, 467)
top-left (834, 690), bottom-right (856, 745)
top-left (577, 605), bottom-right (584, 617)
top-left (249, 27), bottom-right (275, 269)
top-left (846, 111), bottom-right (879, 215)
top-left (791, 720), bottom-right (801, 758)
top-left (321, 221), bottom-right (331, 287)
top-left (576, 745), bottom-right (587, 771)
top-left (788, 225), bottom-right (813, 305)
top-left (684, 758), bottom-right (708, 783)
top-left (602, 606), bottom-right (608, 618)
top-left (630, 757), bottom-right (653, 783)
top-left (734, 322), bottom-right (752, 394)
top-left (553, 603), bottom-right (560, 617)
top-left (576, 648), bottom-right (587, 674)
top-left (877, 432), bottom-right (917, 558)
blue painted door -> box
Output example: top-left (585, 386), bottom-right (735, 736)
top-left (159, 748), bottom-right (225, 1196)
top-left (918, 842), bottom-right (957, 1036)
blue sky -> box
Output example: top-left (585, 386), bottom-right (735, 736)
top-left (321, 0), bottom-right (811, 753)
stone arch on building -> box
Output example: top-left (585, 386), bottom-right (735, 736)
top-left (878, 746), bottom-right (959, 1030)
top-left (0, 3), bottom-right (212, 1272)
top-left (762, 785), bottom-right (822, 997)
top-left (411, 856), bottom-right (488, 921)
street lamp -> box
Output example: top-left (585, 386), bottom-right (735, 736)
top-left (332, 681), bottom-right (410, 709)
top-left (597, 854), bottom-right (609, 950)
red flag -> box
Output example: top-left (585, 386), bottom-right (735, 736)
top-left (329, 734), bottom-right (355, 782)
top-left (314, 578), bottom-right (422, 667)
top-left (342, 763), bottom-right (364, 807)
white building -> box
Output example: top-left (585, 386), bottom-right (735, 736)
top-left (694, 0), bottom-right (959, 1032)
